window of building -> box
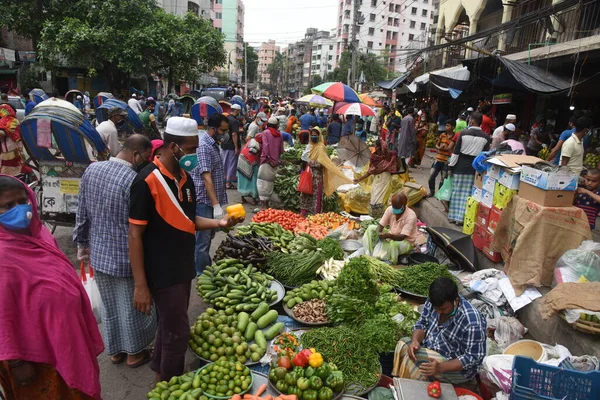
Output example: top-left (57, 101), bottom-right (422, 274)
top-left (340, 1), bottom-right (343, 8)
top-left (422, 9), bottom-right (427, 16)
top-left (344, 10), bottom-right (350, 18)
top-left (409, 33), bottom-right (414, 40)
top-left (423, 0), bottom-right (428, 2)
top-left (409, 20), bottom-right (415, 28)
top-left (368, 27), bottom-right (375, 35)
top-left (386, 31), bottom-right (391, 39)
top-left (394, 18), bottom-right (399, 26)
top-left (371, 0), bottom-right (377, 6)
top-left (395, 5), bottom-right (401, 12)
top-left (385, 44), bottom-right (390, 49)
top-left (370, 13), bottom-right (376, 21)
top-left (318, 45), bottom-right (322, 50)
top-left (391, 45), bottom-right (396, 51)
top-left (420, 22), bottom-right (426, 30)
top-left (367, 41), bottom-right (373, 49)
top-left (339, 16), bottom-right (342, 24)
top-left (329, 45), bottom-right (333, 50)
top-left (387, 17), bottom-right (392, 25)
top-left (215, 0), bottom-right (222, 3)
top-left (411, 7), bottom-right (417, 15)
top-left (329, 55), bottom-right (333, 60)
top-left (187, 1), bottom-right (199, 15)
top-left (328, 64), bottom-right (332, 70)
top-left (390, 58), bottom-right (395, 64)
top-left (338, 29), bottom-right (341, 35)
top-left (216, 12), bottom-right (222, 19)
top-left (389, 3), bottom-right (394, 12)
top-left (392, 32), bottom-right (397, 39)
top-left (433, 15), bottom-right (438, 23)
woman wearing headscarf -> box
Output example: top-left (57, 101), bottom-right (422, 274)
top-left (0, 175), bottom-right (104, 399)
top-left (355, 139), bottom-right (398, 218)
top-left (0, 104), bottom-right (25, 176)
top-left (237, 132), bottom-right (263, 204)
top-left (300, 128), bottom-right (352, 216)
top-left (412, 111), bottom-right (429, 167)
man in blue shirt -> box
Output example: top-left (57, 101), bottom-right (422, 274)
top-left (393, 277), bottom-right (486, 383)
top-left (24, 92), bottom-right (36, 116)
top-left (299, 108), bottom-right (317, 130)
top-left (548, 116), bottom-right (578, 164)
top-left (342, 115), bottom-right (354, 136)
top-left (316, 110), bottom-right (327, 128)
top-left (327, 114), bottom-right (343, 144)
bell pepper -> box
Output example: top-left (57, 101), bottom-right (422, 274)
top-left (301, 349), bottom-right (314, 358)
top-left (308, 352), bottom-right (324, 368)
top-left (285, 371), bottom-right (298, 387)
top-left (276, 380), bottom-right (289, 394)
top-left (325, 371), bottom-right (344, 392)
top-left (293, 366), bottom-right (305, 377)
top-left (269, 368), bottom-right (278, 383)
top-left (297, 377), bottom-right (311, 391)
top-left (309, 376), bottom-right (323, 391)
top-left (328, 363), bottom-right (338, 371)
top-left (293, 352), bottom-right (309, 368)
top-left (303, 389), bottom-right (318, 400)
top-left (274, 367), bottom-right (288, 381)
top-left (288, 386), bottom-right (303, 399)
top-left (315, 364), bottom-right (331, 380)
top-left (427, 381), bottom-right (441, 398)
top-left (318, 387), bottom-right (334, 400)
top-left (304, 366), bottom-right (316, 379)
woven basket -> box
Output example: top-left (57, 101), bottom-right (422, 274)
top-left (561, 313), bottom-right (600, 335)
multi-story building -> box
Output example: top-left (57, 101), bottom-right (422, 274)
top-left (213, 0), bottom-right (244, 83)
top-left (160, 0), bottom-right (213, 20)
top-left (335, 0), bottom-right (438, 74)
top-left (257, 40), bottom-right (280, 87)
top-left (311, 30), bottom-right (337, 80)
top-left (282, 28), bottom-right (319, 95)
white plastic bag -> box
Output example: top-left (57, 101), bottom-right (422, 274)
top-left (554, 240), bottom-right (600, 286)
top-left (81, 262), bottom-right (102, 324)
top-left (487, 317), bottom-right (527, 351)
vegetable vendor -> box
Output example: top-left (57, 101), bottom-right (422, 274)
top-left (392, 277), bottom-right (486, 385)
top-left (375, 192), bottom-right (418, 259)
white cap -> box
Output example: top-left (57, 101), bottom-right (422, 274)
top-left (268, 117), bottom-right (278, 125)
top-left (506, 114), bottom-right (517, 121)
top-left (132, 93), bottom-right (137, 98)
top-left (467, 107), bottom-right (474, 112)
top-left (231, 104), bottom-right (242, 110)
top-left (76, 95), bottom-right (82, 99)
top-left (165, 117), bottom-right (199, 137)
top-left (505, 123), bottom-right (516, 132)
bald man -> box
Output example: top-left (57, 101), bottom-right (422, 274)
top-left (377, 192), bottom-right (419, 260)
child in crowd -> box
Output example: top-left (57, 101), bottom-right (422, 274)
top-left (574, 168), bottom-right (600, 229)
top-left (428, 119), bottom-right (455, 197)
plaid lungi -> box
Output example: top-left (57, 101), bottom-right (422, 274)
top-left (95, 271), bottom-right (156, 355)
top-left (392, 337), bottom-right (469, 384)
top-left (448, 174), bottom-right (474, 223)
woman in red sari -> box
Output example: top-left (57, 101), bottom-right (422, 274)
top-left (0, 104), bottom-right (25, 176)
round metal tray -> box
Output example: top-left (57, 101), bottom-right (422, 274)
top-left (282, 303), bottom-right (329, 326)
top-left (250, 372), bottom-right (278, 397)
top-left (394, 287), bottom-right (428, 300)
top-left (269, 279), bottom-right (285, 306)
top-left (267, 371), bottom-right (345, 400)
top-left (345, 363), bottom-right (382, 397)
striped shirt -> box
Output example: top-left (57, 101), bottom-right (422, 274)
top-left (575, 190), bottom-right (600, 229)
top-left (449, 127), bottom-right (490, 175)
top-left (414, 297), bottom-right (487, 380)
top-left (73, 158), bottom-right (136, 277)
top-left (192, 131), bottom-right (227, 206)
top-left (436, 133), bottom-right (453, 163)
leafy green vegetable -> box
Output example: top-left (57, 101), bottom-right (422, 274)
top-left (394, 263), bottom-right (458, 296)
top-left (358, 315), bottom-right (402, 354)
top-left (336, 256), bottom-right (379, 302)
top-left (318, 237), bottom-right (344, 261)
top-left (323, 192), bottom-right (342, 213)
top-left (274, 163), bottom-right (300, 211)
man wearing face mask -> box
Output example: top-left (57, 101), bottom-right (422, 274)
top-left (393, 277), bottom-right (486, 385)
top-left (97, 107), bottom-right (127, 157)
top-left (375, 192), bottom-right (419, 260)
top-left (74, 134), bottom-right (156, 368)
top-left (129, 117), bottom-right (242, 382)
top-left (138, 99), bottom-right (161, 140)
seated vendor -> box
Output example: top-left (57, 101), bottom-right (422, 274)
top-left (575, 168), bottom-right (600, 230)
top-left (377, 192), bottom-right (419, 254)
top-left (392, 277), bottom-right (486, 384)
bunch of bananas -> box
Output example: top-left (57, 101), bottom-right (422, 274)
top-left (537, 147), bottom-right (550, 160)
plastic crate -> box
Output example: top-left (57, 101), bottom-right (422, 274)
top-left (511, 356), bottom-right (600, 400)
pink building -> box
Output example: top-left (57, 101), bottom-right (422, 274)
top-left (257, 40), bottom-right (280, 86)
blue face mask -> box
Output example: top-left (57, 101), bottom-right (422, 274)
top-left (0, 204), bottom-right (33, 231)
top-left (392, 206), bottom-right (405, 215)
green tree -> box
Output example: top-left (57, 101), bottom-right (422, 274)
top-left (240, 43), bottom-right (259, 84)
top-left (266, 51), bottom-right (285, 93)
top-left (331, 51), bottom-right (390, 89)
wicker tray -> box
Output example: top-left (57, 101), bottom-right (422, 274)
top-left (560, 313), bottom-right (600, 335)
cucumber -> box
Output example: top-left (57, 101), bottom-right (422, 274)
top-left (294, 296), bottom-right (303, 305)
top-left (244, 322), bottom-right (258, 342)
top-left (237, 312), bottom-right (250, 332)
top-left (250, 302), bottom-right (270, 321)
top-left (286, 298), bottom-right (296, 309)
top-left (257, 310), bottom-right (278, 329)
top-left (264, 322), bottom-right (285, 340)
top-left (254, 330), bottom-right (267, 349)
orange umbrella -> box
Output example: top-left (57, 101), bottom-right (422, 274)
top-left (359, 94), bottom-right (381, 107)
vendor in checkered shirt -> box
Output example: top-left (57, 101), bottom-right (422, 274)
top-left (393, 277), bottom-right (486, 384)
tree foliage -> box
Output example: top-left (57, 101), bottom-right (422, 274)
top-left (240, 43), bottom-right (259, 84)
top-left (331, 51), bottom-right (390, 88)
top-left (266, 51), bottom-right (285, 91)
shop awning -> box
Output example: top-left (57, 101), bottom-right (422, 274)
top-left (407, 65), bottom-right (470, 98)
top-left (376, 73), bottom-right (409, 90)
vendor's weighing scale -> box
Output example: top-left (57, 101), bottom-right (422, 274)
top-left (393, 378), bottom-right (458, 400)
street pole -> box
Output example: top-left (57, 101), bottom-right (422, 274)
top-left (350, 0), bottom-right (360, 90)
top-left (244, 42), bottom-right (248, 98)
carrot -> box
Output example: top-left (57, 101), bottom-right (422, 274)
top-left (231, 395), bottom-right (242, 400)
top-left (243, 395), bottom-right (256, 400)
top-left (261, 395), bottom-right (273, 400)
top-left (279, 395), bottom-right (298, 400)
top-left (255, 384), bottom-right (268, 397)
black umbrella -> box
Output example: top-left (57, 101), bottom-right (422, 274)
top-left (426, 227), bottom-right (479, 271)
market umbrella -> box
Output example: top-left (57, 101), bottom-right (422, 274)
top-left (337, 103), bottom-right (376, 117)
top-left (359, 94), bottom-right (381, 107)
top-left (332, 102), bottom-right (349, 114)
top-left (296, 94), bottom-right (334, 108)
top-left (336, 135), bottom-right (371, 168)
top-left (191, 96), bottom-right (223, 125)
top-left (311, 82), bottom-right (361, 103)
top-left (29, 88), bottom-right (49, 104)
top-left (425, 227), bottom-right (479, 271)
top-left (93, 92), bottom-right (114, 109)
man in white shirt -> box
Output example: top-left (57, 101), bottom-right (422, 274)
top-left (492, 114), bottom-right (517, 138)
top-left (128, 93), bottom-right (142, 114)
top-left (246, 112), bottom-right (267, 142)
top-left (97, 107), bottom-right (127, 157)
top-left (561, 116), bottom-right (592, 175)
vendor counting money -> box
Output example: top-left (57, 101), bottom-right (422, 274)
top-left (393, 277), bottom-right (486, 384)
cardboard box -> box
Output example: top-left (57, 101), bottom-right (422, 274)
top-left (472, 186), bottom-right (482, 202)
top-left (476, 203), bottom-right (492, 227)
top-left (494, 182), bottom-right (518, 210)
top-left (465, 197), bottom-right (479, 221)
top-left (474, 171), bottom-right (485, 189)
top-left (498, 170), bottom-right (521, 190)
top-left (487, 206), bottom-right (503, 234)
top-left (520, 165), bottom-right (578, 191)
top-left (463, 218), bottom-right (476, 235)
top-left (518, 182), bottom-right (576, 207)
top-left (481, 189), bottom-right (494, 208)
top-left (487, 164), bottom-right (504, 180)
top-left (483, 176), bottom-right (497, 193)
top-left (473, 223), bottom-right (503, 262)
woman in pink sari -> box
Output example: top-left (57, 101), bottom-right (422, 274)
top-left (0, 175), bottom-right (104, 399)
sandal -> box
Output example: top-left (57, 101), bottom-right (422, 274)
top-left (110, 353), bottom-right (126, 365)
top-left (127, 349), bottom-right (153, 369)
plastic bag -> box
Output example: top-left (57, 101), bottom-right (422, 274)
top-left (362, 225), bottom-right (379, 254)
top-left (434, 177), bottom-right (452, 201)
top-left (487, 317), bottom-right (527, 351)
top-left (297, 165), bottom-right (313, 194)
top-left (80, 261), bottom-right (102, 324)
top-left (553, 240), bottom-right (600, 286)
top-left (373, 240), bottom-right (413, 263)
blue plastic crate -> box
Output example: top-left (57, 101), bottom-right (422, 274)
top-left (511, 356), bottom-right (600, 400)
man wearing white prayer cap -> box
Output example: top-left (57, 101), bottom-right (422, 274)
top-left (492, 113), bottom-right (517, 139)
top-left (128, 116), bottom-right (243, 382)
